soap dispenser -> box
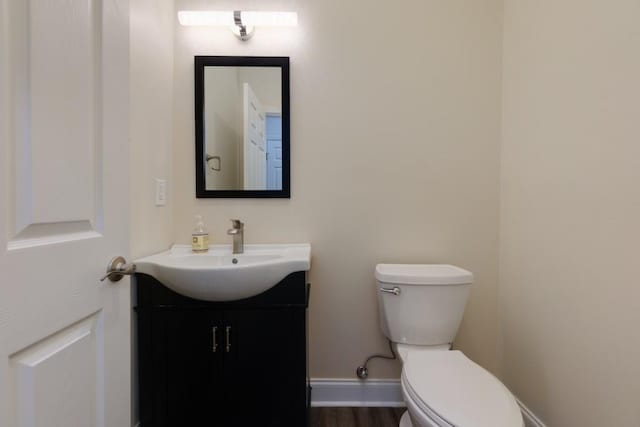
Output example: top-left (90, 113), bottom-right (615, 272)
top-left (191, 215), bottom-right (209, 253)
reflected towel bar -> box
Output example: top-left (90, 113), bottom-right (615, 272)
top-left (206, 154), bottom-right (221, 171)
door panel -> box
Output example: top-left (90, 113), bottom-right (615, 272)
top-left (9, 314), bottom-right (102, 427)
top-left (266, 114), bottom-right (283, 190)
top-left (0, 0), bottom-right (130, 426)
top-left (8, 0), bottom-right (103, 241)
top-left (22, 0), bottom-right (98, 226)
top-left (243, 83), bottom-right (267, 190)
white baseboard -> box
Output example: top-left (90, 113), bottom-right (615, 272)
top-left (516, 398), bottom-right (547, 427)
top-left (310, 379), bottom-right (405, 408)
top-left (311, 378), bottom-right (547, 427)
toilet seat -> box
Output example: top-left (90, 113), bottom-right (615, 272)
top-left (402, 379), bottom-right (452, 427)
top-left (402, 350), bottom-right (523, 427)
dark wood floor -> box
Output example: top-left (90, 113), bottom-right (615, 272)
top-left (311, 407), bottom-right (405, 427)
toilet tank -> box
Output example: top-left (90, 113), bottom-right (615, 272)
top-left (375, 264), bottom-right (473, 346)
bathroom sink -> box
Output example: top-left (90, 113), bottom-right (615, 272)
top-left (134, 244), bottom-right (311, 301)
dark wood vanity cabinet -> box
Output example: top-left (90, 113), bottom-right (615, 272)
top-left (135, 272), bottom-right (310, 427)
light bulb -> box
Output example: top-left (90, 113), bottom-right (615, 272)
top-left (178, 11), bottom-right (298, 28)
top-left (178, 11), bottom-right (235, 26)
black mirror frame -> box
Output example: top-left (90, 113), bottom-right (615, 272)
top-left (194, 56), bottom-right (290, 198)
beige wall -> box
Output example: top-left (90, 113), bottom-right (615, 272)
top-left (130, 0), bottom-right (174, 259)
top-left (500, 1), bottom-right (640, 425)
top-left (204, 67), bottom-right (241, 189)
top-left (173, 0), bottom-right (504, 378)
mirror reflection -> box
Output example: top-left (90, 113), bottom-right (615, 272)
top-left (203, 66), bottom-right (282, 191)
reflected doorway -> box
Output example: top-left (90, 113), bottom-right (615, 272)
top-left (266, 114), bottom-right (283, 190)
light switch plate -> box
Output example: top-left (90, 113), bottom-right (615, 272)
top-left (155, 179), bottom-right (167, 206)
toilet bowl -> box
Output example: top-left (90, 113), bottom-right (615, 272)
top-left (375, 264), bottom-right (523, 427)
top-left (399, 348), bottom-right (523, 427)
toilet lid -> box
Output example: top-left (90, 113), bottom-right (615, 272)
top-left (402, 351), bottom-right (523, 427)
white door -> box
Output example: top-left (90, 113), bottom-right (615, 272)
top-left (0, 1), bottom-right (131, 427)
top-left (243, 83), bottom-right (267, 190)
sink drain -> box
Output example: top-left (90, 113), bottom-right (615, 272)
top-left (232, 258), bottom-right (238, 264)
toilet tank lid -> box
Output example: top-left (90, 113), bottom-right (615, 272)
top-left (375, 264), bottom-right (473, 285)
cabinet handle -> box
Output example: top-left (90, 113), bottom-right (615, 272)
top-left (225, 326), bottom-right (231, 353)
top-left (212, 326), bottom-right (218, 353)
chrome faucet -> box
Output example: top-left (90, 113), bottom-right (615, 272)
top-left (227, 219), bottom-right (244, 254)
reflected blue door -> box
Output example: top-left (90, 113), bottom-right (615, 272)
top-left (266, 114), bottom-right (282, 190)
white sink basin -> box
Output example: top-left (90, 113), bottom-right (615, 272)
top-left (135, 244), bottom-right (311, 301)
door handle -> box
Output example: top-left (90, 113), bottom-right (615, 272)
top-left (100, 256), bottom-right (136, 282)
top-left (225, 326), bottom-right (231, 353)
top-left (212, 326), bottom-right (218, 353)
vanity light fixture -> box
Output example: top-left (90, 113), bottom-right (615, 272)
top-left (177, 11), bottom-right (298, 41)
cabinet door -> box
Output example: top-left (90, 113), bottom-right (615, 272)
top-left (155, 309), bottom-right (223, 426)
top-left (223, 308), bottom-right (307, 426)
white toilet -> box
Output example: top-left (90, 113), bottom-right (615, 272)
top-left (376, 264), bottom-right (524, 427)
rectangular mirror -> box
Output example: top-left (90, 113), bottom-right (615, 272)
top-left (195, 56), bottom-right (290, 198)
